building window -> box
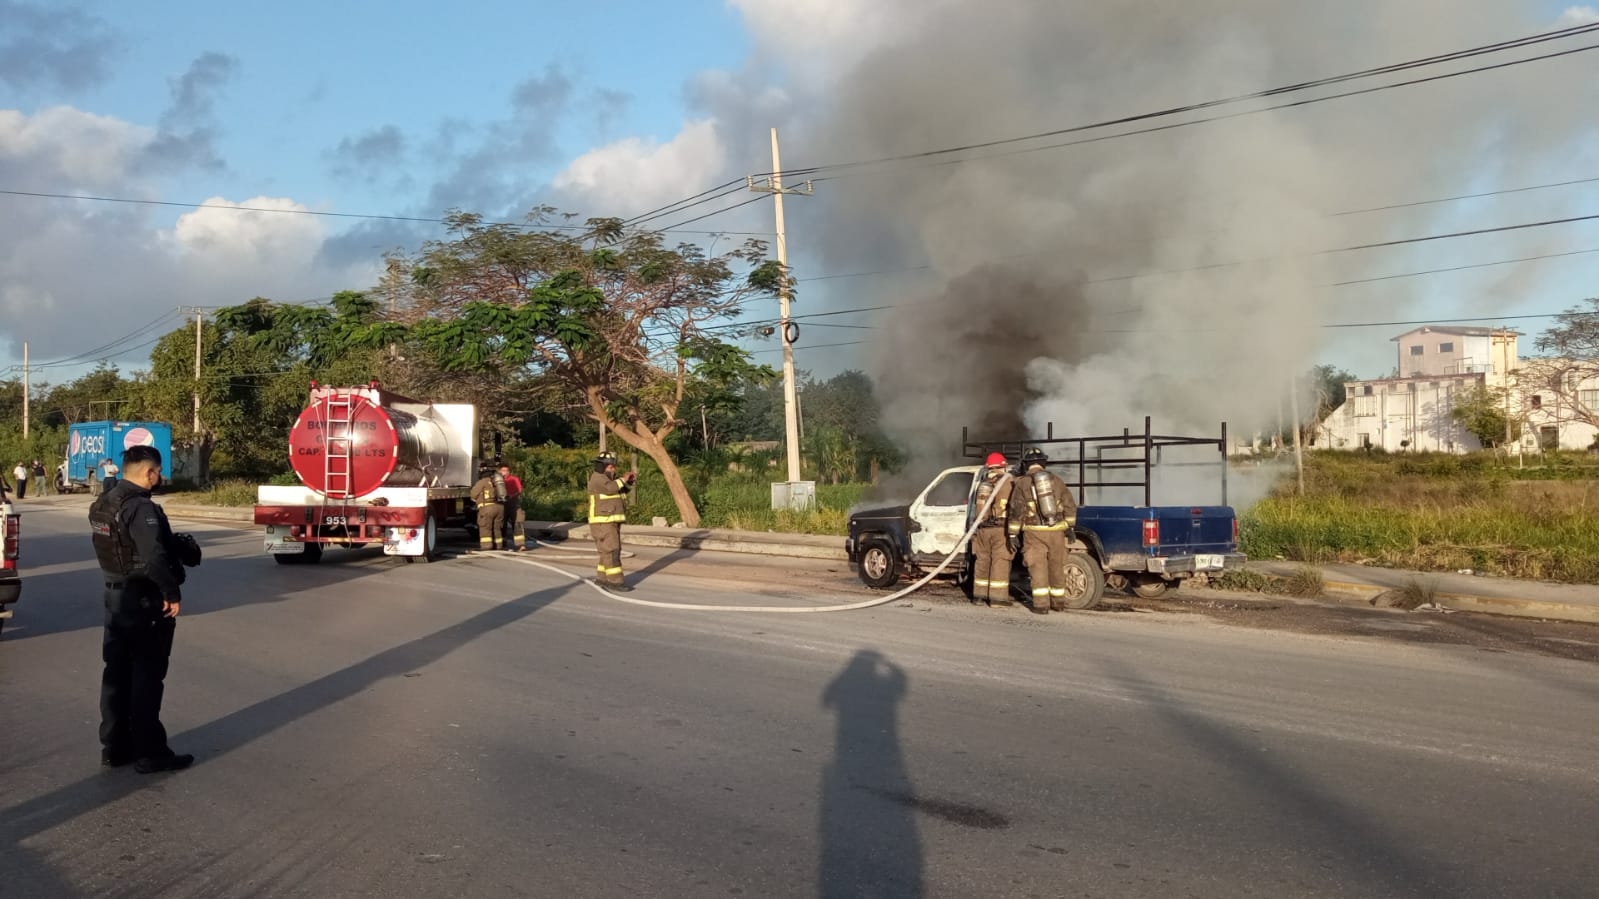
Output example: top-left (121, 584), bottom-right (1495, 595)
top-left (1409, 345), bottom-right (1423, 356)
top-left (1530, 394), bottom-right (1542, 409)
top-left (1362, 385), bottom-right (1373, 396)
top-left (1439, 342), bottom-right (1454, 353)
top-left (1580, 389), bottom-right (1599, 409)
top-left (1407, 382), bottom-right (1417, 393)
top-left (1353, 396), bottom-right (1377, 417)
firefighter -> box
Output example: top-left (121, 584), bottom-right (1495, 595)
top-left (471, 465), bottom-right (507, 551)
top-left (498, 463), bottom-right (527, 551)
top-left (969, 452), bottom-right (1015, 607)
top-left (1005, 447), bottom-right (1078, 614)
top-left (587, 452), bottom-right (635, 592)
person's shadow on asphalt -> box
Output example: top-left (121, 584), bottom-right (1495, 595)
top-left (818, 649), bottom-right (924, 898)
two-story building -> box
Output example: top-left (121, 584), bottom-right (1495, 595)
top-left (1317, 324), bottom-right (1599, 452)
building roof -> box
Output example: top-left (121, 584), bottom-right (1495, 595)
top-left (1390, 325), bottom-right (1522, 341)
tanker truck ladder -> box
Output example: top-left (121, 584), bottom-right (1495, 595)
top-left (322, 392), bottom-right (354, 500)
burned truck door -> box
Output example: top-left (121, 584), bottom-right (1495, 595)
top-left (908, 467), bottom-right (976, 559)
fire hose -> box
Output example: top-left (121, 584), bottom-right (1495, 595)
top-left (487, 475), bottom-right (1013, 613)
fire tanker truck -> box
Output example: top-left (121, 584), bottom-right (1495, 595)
top-left (254, 383), bottom-right (479, 564)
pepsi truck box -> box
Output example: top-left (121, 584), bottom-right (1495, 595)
top-left (66, 421), bottom-right (174, 485)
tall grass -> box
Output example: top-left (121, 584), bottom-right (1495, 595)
top-left (1242, 451), bottom-right (1599, 583)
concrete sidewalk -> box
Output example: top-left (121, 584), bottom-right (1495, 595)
top-left (143, 500), bottom-right (1598, 626)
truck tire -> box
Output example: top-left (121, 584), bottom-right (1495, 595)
top-left (406, 514), bottom-right (438, 564)
top-left (1132, 576), bottom-right (1173, 599)
top-left (1056, 553), bottom-right (1106, 610)
top-left (857, 540), bottom-right (900, 589)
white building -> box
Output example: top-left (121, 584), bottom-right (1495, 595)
top-left (1317, 325), bottom-right (1599, 453)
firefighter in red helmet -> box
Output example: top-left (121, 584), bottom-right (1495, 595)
top-left (969, 452), bottom-right (1015, 606)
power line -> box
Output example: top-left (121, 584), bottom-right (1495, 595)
top-left (770, 23), bottom-right (1599, 180)
top-left (1329, 246), bottom-right (1599, 286)
top-left (622, 179), bottom-right (745, 225)
top-left (650, 195), bottom-right (767, 231)
top-left (1325, 211), bottom-right (1599, 253)
top-left (0, 188), bottom-right (776, 237)
top-left (1334, 174), bottom-right (1599, 216)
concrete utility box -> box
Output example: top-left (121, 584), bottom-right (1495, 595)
top-left (771, 480), bottom-right (816, 511)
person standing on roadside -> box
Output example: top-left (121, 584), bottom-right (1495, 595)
top-left (90, 445), bottom-right (200, 773)
top-left (32, 459), bottom-right (47, 496)
top-left (587, 452), bottom-right (635, 591)
top-left (11, 462), bottom-right (27, 500)
top-left (969, 452), bottom-right (1015, 607)
top-left (498, 463), bottom-right (527, 552)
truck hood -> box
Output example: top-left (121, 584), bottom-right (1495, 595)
top-left (848, 504), bottom-right (909, 527)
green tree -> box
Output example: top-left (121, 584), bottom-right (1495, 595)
top-left (386, 210), bottom-right (783, 527)
top-left (133, 292), bottom-right (384, 479)
top-left (1450, 384), bottom-right (1518, 448)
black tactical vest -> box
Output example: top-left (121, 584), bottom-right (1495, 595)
top-left (89, 485), bottom-right (145, 579)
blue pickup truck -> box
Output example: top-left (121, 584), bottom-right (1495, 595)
top-left (845, 419), bottom-right (1246, 610)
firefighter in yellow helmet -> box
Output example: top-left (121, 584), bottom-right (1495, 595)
top-left (969, 452), bottom-right (1015, 607)
top-left (1005, 448), bottom-right (1077, 614)
top-left (587, 452), bottom-right (636, 592)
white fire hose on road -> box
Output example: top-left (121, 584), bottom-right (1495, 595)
top-left (486, 475), bottom-right (1014, 613)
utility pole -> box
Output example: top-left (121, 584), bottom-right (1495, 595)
top-left (21, 341), bottom-right (28, 440)
top-left (193, 308), bottom-right (203, 435)
top-left (748, 128), bottom-right (814, 488)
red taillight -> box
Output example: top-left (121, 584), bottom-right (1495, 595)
top-left (1232, 518), bottom-right (1239, 542)
top-left (3, 514), bottom-right (18, 567)
top-left (1142, 519), bottom-right (1159, 547)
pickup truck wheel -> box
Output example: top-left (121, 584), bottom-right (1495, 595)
top-left (1056, 553), bottom-right (1105, 610)
top-left (1132, 576), bottom-right (1172, 599)
top-left (857, 541), bottom-right (900, 589)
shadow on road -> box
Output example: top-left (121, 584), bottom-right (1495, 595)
top-left (1096, 656), bottom-right (1467, 898)
top-left (0, 578), bottom-right (576, 870)
top-left (817, 649), bottom-right (924, 898)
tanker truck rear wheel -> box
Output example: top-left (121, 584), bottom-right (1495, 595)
top-left (405, 514), bottom-right (438, 564)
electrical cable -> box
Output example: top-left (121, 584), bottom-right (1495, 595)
top-left (768, 23), bottom-right (1599, 180)
top-left (622, 179), bottom-right (745, 225)
top-left (648, 195), bottom-right (767, 231)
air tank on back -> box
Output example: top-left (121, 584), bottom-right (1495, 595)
top-left (286, 383), bottom-right (477, 498)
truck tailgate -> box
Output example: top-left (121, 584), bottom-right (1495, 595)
top-left (1078, 505), bottom-right (1237, 556)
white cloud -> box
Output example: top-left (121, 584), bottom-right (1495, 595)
top-left (551, 119), bottom-right (728, 217)
top-left (0, 107), bottom-right (373, 371)
top-left (166, 196), bottom-right (326, 263)
top-left (1560, 6), bottom-right (1599, 25)
top-left (0, 105), bottom-right (151, 186)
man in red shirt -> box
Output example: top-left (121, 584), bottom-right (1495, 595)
top-left (497, 463), bottom-right (527, 551)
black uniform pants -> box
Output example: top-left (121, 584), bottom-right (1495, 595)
top-left (501, 501), bottom-right (526, 548)
top-left (100, 584), bottom-right (177, 758)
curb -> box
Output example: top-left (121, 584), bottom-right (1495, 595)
top-left (163, 505), bottom-right (1596, 625)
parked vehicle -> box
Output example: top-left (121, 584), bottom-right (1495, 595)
top-left (845, 418), bottom-right (1246, 609)
top-left (62, 421), bottom-right (173, 493)
top-left (253, 382), bottom-right (479, 564)
top-left (1, 495), bottom-right (20, 637)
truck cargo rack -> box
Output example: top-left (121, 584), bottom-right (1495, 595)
top-left (961, 416), bottom-right (1230, 507)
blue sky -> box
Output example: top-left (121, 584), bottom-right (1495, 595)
top-left (3, 0), bottom-right (1598, 420)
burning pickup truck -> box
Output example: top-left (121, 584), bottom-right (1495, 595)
top-left (845, 418), bottom-right (1246, 610)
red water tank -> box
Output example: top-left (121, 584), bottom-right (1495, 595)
top-left (287, 388), bottom-right (455, 498)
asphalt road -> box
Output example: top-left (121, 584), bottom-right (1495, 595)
top-left (2, 500), bottom-right (1596, 898)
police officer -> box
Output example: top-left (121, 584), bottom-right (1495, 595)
top-left (1005, 448), bottom-right (1078, 614)
top-left (471, 465), bottom-right (507, 551)
top-left (969, 452), bottom-right (1015, 607)
top-left (91, 445), bottom-right (199, 773)
top-left (587, 452), bottom-right (635, 591)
